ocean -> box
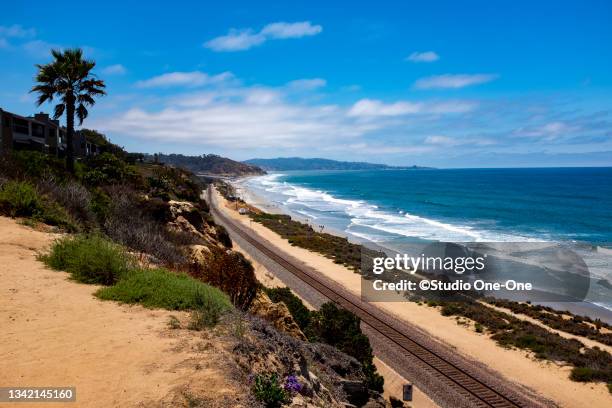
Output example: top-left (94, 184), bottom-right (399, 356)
top-left (238, 167), bottom-right (612, 316)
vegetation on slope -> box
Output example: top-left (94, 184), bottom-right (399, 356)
top-left (41, 234), bottom-right (134, 285)
top-left (152, 153), bottom-right (265, 176)
top-left (250, 212), bottom-right (375, 272)
top-left (485, 297), bottom-right (612, 346)
top-left (437, 301), bottom-right (612, 386)
top-left (42, 234), bottom-right (232, 312)
top-left (1, 148), bottom-right (388, 404)
top-left (0, 179), bottom-right (77, 231)
top-left (264, 287), bottom-right (384, 393)
top-left (98, 268), bottom-right (231, 312)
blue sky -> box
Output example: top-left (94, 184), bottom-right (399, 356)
top-left (1, 0), bottom-right (611, 167)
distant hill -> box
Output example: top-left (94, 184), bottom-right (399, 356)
top-left (244, 157), bottom-right (428, 171)
top-left (150, 154), bottom-right (266, 176)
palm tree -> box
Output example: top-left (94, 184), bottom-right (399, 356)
top-left (31, 48), bottom-right (106, 173)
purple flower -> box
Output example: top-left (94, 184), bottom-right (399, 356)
top-left (284, 375), bottom-right (302, 394)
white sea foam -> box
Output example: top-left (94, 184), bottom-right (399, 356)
top-left (246, 174), bottom-right (539, 243)
top-left (242, 174), bottom-right (612, 315)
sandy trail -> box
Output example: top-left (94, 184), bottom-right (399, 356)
top-left (0, 217), bottom-right (242, 408)
top-left (216, 188), bottom-right (612, 408)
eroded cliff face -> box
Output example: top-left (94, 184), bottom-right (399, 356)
top-left (159, 200), bottom-right (388, 407)
top-left (249, 291), bottom-right (308, 341)
top-left (232, 316), bottom-right (387, 408)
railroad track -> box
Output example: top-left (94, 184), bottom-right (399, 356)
top-left (208, 187), bottom-right (528, 408)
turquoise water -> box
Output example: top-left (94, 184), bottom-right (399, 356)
top-left (245, 168), bottom-right (612, 244)
top-left (242, 168), bottom-right (612, 314)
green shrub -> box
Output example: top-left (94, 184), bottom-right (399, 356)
top-left (0, 180), bottom-right (41, 217)
top-left (251, 373), bottom-right (290, 408)
top-left (264, 287), bottom-right (311, 330)
top-left (36, 200), bottom-right (79, 231)
top-left (41, 235), bottom-right (133, 285)
top-left (389, 396), bottom-right (406, 408)
top-left (4, 151), bottom-right (66, 180)
top-left (570, 367), bottom-right (599, 382)
top-left (89, 188), bottom-right (111, 222)
top-left (83, 153), bottom-right (134, 186)
top-left (215, 224), bottom-right (233, 248)
top-left (0, 180), bottom-right (78, 230)
top-left (438, 299), bottom-right (612, 385)
top-left (188, 287), bottom-right (226, 329)
top-left (306, 302), bottom-right (384, 392)
top-left (262, 288), bottom-right (385, 394)
top-left (145, 165), bottom-right (201, 202)
top-left (249, 211), bottom-right (375, 272)
top-left (96, 268), bottom-right (232, 311)
top-left (167, 315), bottom-right (181, 329)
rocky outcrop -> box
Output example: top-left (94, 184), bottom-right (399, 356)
top-left (232, 316), bottom-right (388, 408)
top-left (188, 244), bottom-right (211, 265)
top-left (166, 200), bottom-right (223, 250)
top-left (249, 291), bottom-right (307, 341)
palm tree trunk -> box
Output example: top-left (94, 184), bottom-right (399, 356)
top-left (65, 94), bottom-right (75, 173)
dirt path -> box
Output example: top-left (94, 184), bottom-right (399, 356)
top-left (0, 217), bottom-right (244, 408)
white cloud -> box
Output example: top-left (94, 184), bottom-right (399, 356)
top-left (424, 134), bottom-right (498, 147)
top-left (424, 135), bottom-right (457, 146)
top-left (0, 24), bottom-right (35, 38)
top-left (102, 64), bottom-right (127, 75)
top-left (204, 21), bottom-right (322, 52)
top-left (348, 98), bottom-right (475, 117)
top-left (514, 121), bottom-right (578, 140)
top-left (260, 21), bottom-right (322, 39)
top-left (427, 101), bottom-right (477, 114)
top-left (93, 90), bottom-right (361, 149)
top-left (286, 78), bottom-right (326, 91)
top-left (92, 73), bottom-right (478, 153)
top-left (204, 29), bottom-right (266, 52)
top-left (135, 71), bottom-right (234, 88)
top-left (344, 143), bottom-right (434, 154)
top-left (406, 51), bottom-right (439, 63)
top-left (349, 99), bottom-right (422, 117)
top-left (414, 74), bottom-right (498, 89)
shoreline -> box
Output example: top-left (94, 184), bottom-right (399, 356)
top-left (230, 176), bottom-right (612, 323)
top-left (217, 183), bottom-right (612, 407)
top-left (231, 175), bottom-right (374, 244)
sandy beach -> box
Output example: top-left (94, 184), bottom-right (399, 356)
top-left (216, 186), bottom-right (612, 408)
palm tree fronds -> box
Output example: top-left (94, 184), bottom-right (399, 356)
top-left (53, 104), bottom-right (66, 120)
top-left (76, 104), bottom-right (89, 124)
